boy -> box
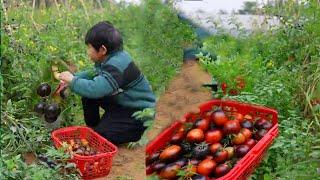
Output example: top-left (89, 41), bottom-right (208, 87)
top-left (59, 21), bottom-right (156, 145)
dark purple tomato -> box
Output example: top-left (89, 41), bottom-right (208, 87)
top-left (262, 121), bottom-right (273, 130)
top-left (44, 104), bottom-right (61, 118)
top-left (241, 120), bottom-right (253, 130)
top-left (170, 132), bottom-right (185, 144)
top-left (146, 152), bottom-right (160, 165)
top-left (34, 102), bottom-right (46, 114)
top-left (215, 163), bottom-right (231, 177)
top-left (245, 139), bottom-right (257, 149)
top-left (152, 162), bottom-right (166, 172)
top-left (174, 158), bottom-right (188, 167)
top-left (193, 142), bottom-right (210, 160)
top-left (235, 145), bottom-right (250, 158)
top-left (180, 141), bottom-right (193, 154)
top-left (254, 119), bottom-right (268, 129)
top-left (191, 174), bottom-right (206, 180)
top-left (37, 83), bottom-right (51, 97)
top-left (44, 114), bottom-right (58, 123)
top-left (254, 129), bottom-right (268, 140)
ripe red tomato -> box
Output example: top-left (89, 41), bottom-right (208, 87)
top-left (194, 118), bottom-right (210, 131)
top-left (223, 120), bottom-right (241, 135)
top-left (232, 132), bottom-right (246, 145)
top-left (234, 113), bottom-right (244, 123)
top-left (159, 145), bottom-right (182, 162)
top-left (221, 82), bottom-right (227, 89)
top-left (241, 128), bottom-right (252, 140)
top-left (197, 158), bottom-right (216, 176)
top-left (214, 150), bottom-right (228, 163)
top-left (244, 139), bottom-right (256, 149)
top-left (178, 126), bottom-right (186, 133)
top-left (186, 128), bottom-right (205, 143)
top-left (210, 143), bottom-right (222, 154)
top-left (205, 129), bottom-right (223, 144)
top-left (211, 110), bottom-right (228, 126)
top-left (214, 163), bottom-right (231, 177)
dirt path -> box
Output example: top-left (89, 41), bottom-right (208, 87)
top-left (105, 61), bottom-right (213, 180)
top-left (147, 61), bottom-right (213, 141)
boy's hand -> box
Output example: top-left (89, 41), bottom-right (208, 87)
top-left (59, 71), bottom-right (74, 84)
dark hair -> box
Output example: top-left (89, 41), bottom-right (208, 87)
top-left (85, 21), bottom-right (123, 54)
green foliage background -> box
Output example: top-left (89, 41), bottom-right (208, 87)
top-left (1, 0), bottom-right (319, 179)
top-left (199, 1), bottom-right (320, 179)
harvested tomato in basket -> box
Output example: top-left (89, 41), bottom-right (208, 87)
top-left (64, 138), bottom-right (101, 156)
top-left (52, 126), bottom-right (118, 179)
top-left (146, 100), bottom-right (278, 179)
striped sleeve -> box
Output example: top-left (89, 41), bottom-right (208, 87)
top-left (69, 75), bottom-right (115, 99)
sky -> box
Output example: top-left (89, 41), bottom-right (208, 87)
top-left (175, 0), bottom-right (259, 13)
top-left (115, 0), bottom-right (263, 13)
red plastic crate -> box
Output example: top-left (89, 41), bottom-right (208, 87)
top-left (52, 126), bottom-right (118, 179)
top-left (146, 99), bottom-right (279, 179)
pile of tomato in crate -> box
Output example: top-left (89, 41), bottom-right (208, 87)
top-left (146, 100), bottom-right (278, 179)
top-left (64, 138), bottom-right (102, 157)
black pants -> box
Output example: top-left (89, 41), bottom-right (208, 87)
top-left (81, 97), bottom-right (146, 145)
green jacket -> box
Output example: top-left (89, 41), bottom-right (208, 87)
top-left (70, 50), bottom-right (156, 110)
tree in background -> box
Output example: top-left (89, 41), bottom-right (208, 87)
top-left (238, 1), bottom-right (259, 15)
